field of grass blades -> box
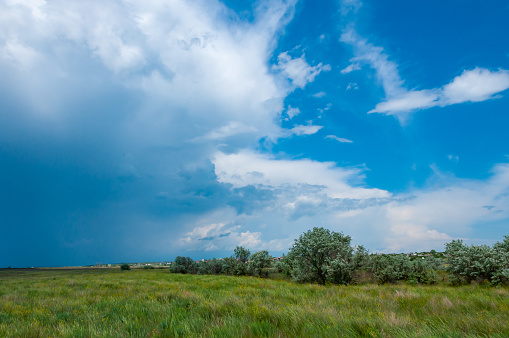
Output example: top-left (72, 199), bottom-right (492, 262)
top-left (0, 269), bottom-right (508, 337)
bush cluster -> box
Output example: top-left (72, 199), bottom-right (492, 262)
top-left (169, 246), bottom-right (275, 278)
top-left (445, 236), bottom-right (509, 285)
top-left (168, 227), bottom-right (508, 286)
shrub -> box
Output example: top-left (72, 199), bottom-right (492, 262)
top-left (366, 254), bottom-right (411, 284)
top-left (120, 263), bottom-right (131, 271)
top-left (445, 239), bottom-right (509, 285)
top-left (247, 251), bottom-right (273, 277)
top-left (170, 256), bottom-right (197, 274)
top-left (407, 259), bottom-right (439, 285)
top-left (353, 245), bottom-right (370, 270)
top-left (143, 265), bottom-right (155, 270)
top-left (221, 257), bottom-right (248, 276)
top-left (285, 227), bottom-right (354, 285)
top-left (197, 259), bottom-right (223, 275)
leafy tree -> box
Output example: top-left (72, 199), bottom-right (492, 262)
top-left (234, 246), bottom-right (251, 263)
top-left (120, 263), bottom-right (131, 271)
top-left (170, 256), bottom-right (197, 274)
top-left (285, 227), bottom-right (354, 285)
top-left (247, 250), bottom-right (273, 277)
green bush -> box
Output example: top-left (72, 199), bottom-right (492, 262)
top-left (220, 257), bottom-right (248, 276)
top-left (143, 265), bottom-right (155, 270)
top-left (247, 250), bottom-right (273, 277)
top-left (285, 227), bottom-right (354, 285)
top-left (170, 256), bottom-right (197, 274)
top-left (366, 254), bottom-right (411, 284)
top-left (197, 259), bottom-right (223, 275)
top-left (445, 238), bottom-right (509, 285)
top-left (120, 264), bottom-right (130, 271)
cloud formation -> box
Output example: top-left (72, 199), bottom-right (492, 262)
top-left (0, 0), bottom-right (309, 266)
top-left (274, 51), bottom-right (331, 89)
top-left (341, 29), bottom-right (509, 117)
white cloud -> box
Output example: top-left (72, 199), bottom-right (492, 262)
top-left (313, 91), bottom-right (326, 98)
top-left (178, 159), bottom-right (509, 256)
top-left (274, 51), bottom-right (331, 89)
top-left (286, 106), bottom-right (301, 119)
top-left (1, 38), bottom-right (41, 71)
top-left (326, 135), bottom-right (353, 143)
top-left (341, 29), bottom-right (509, 118)
top-left (341, 62), bottom-right (361, 74)
top-left (368, 90), bottom-right (439, 115)
top-left (441, 68), bottom-right (509, 104)
top-left (369, 68), bottom-right (509, 116)
top-left (289, 124), bottom-right (323, 136)
top-left (191, 122), bottom-right (257, 142)
top-left (340, 29), bottom-right (405, 98)
top-left (0, 0), bottom-right (303, 140)
top-left (213, 150), bottom-right (389, 199)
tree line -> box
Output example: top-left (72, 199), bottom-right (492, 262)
top-left (167, 227), bottom-right (509, 286)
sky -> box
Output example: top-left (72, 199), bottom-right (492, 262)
top-left (1, 0), bottom-right (509, 267)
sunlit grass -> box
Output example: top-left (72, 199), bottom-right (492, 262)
top-left (1, 269), bottom-right (508, 337)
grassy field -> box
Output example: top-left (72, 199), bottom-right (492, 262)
top-left (0, 269), bottom-right (508, 337)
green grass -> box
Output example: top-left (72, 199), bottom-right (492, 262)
top-left (1, 269), bottom-right (508, 337)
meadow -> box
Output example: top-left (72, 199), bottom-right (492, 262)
top-left (0, 268), bottom-right (508, 337)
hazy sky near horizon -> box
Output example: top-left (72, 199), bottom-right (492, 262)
top-left (1, 0), bottom-right (509, 267)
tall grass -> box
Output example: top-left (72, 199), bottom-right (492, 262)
top-left (1, 269), bottom-right (508, 337)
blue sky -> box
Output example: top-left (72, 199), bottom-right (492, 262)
top-left (1, 0), bottom-right (509, 267)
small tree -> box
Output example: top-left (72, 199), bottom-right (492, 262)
top-left (234, 246), bottom-right (251, 263)
top-left (286, 227), bottom-right (354, 285)
top-left (170, 256), bottom-right (197, 274)
top-left (120, 263), bottom-right (130, 271)
top-left (247, 250), bottom-right (273, 277)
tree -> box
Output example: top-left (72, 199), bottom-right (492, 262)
top-left (234, 246), bottom-right (251, 263)
top-left (120, 263), bottom-right (130, 271)
top-left (285, 227), bottom-right (354, 285)
top-left (247, 250), bottom-right (273, 277)
top-left (170, 256), bottom-right (197, 274)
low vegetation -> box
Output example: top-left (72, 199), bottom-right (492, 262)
top-left (171, 227), bottom-right (509, 287)
top-left (2, 228), bottom-right (508, 336)
top-left (1, 269), bottom-right (508, 337)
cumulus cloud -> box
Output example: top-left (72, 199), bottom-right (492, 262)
top-left (440, 68), bottom-right (509, 105)
top-left (369, 68), bottom-right (509, 115)
top-left (179, 159), bottom-right (509, 255)
top-left (213, 150), bottom-right (389, 199)
top-left (341, 29), bottom-right (509, 118)
top-left (0, 0), bottom-right (307, 266)
top-left (286, 106), bottom-right (301, 119)
top-left (274, 51), bottom-right (331, 89)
